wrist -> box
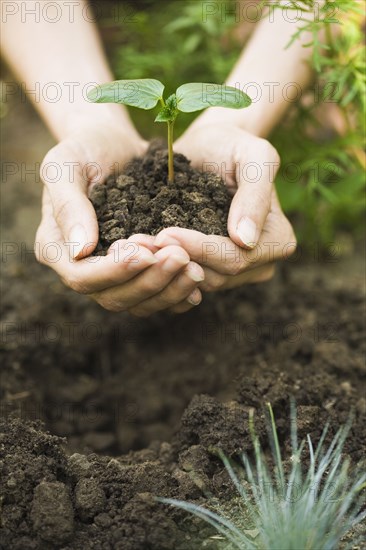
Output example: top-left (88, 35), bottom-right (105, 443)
top-left (57, 108), bottom-right (148, 163)
top-left (59, 103), bottom-right (140, 139)
top-left (187, 106), bottom-right (267, 138)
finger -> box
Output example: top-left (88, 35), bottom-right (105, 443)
top-left (198, 263), bottom-right (275, 292)
top-left (169, 288), bottom-right (203, 314)
top-left (128, 233), bottom-right (160, 253)
top-left (155, 210), bottom-right (296, 276)
top-left (63, 239), bottom-right (158, 294)
top-left (127, 262), bottom-right (204, 317)
top-left (37, 235), bottom-right (158, 295)
top-left (220, 264), bottom-right (276, 289)
top-left (90, 245), bottom-right (190, 312)
top-left (260, 190), bottom-right (297, 261)
top-left (35, 193), bottom-right (158, 294)
top-left (198, 267), bottom-right (227, 292)
top-left (228, 139), bottom-right (280, 249)
top-left (41, 145), bottom-right (99, 259)
top-left (155, 227), bottom-right (253, 275)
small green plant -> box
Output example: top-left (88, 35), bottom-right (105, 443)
top-left (87, 79), bottom-right (251, 182)
top-left (159, 403), bottom-right (366, 549)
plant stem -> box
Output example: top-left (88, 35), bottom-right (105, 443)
top-left (167, 120), bottom-right (174, 183)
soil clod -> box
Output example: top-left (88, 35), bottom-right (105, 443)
top-left (90, 143), bottom-right (231, 254)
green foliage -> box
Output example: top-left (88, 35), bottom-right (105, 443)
top-left (154, 94), bottom-right (178, 123)
top-left (176, 83), bottom-right (251, 112)
top-left (88, 79), bottom-right (250, 120)
top-left (112, 1), bottom-right (238, 84)
top-left (269, 0), bottom-right (366, 246)
top-left (159, 403), bottom-right (366, 549)
top-left (102, 0), bottom-right (365, 246)
top-left (87, 78), bottom-right (164, 109)
top-left (106, 1), bottom-right (240, 136)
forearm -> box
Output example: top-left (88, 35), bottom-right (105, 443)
top-left (193, 11), bottom-right (315, 138)
top-left (1, 0), bottom-right (137, 141)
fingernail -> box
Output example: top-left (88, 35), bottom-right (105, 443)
top-left (69, 224), bottom-right (88, 259)
top-left (237, 217), bottom-right (258, 248)
top-left (154, 233), bottom-right (180, 248)
top-left (186, 264), bottom-right (205, 282)
top-left (142, 255), bottom-right (158, 265)
top-left (187, 288), bottom-right (202, 306)
top-left (163, 254), bottom-right (189, 273)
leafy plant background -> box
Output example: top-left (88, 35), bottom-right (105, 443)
top-left (100, 0), bottom-right (365, 248)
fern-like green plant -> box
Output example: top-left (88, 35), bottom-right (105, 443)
top-left (269, 0), bottom-right (366, 245)
top-left (158, 403), bottom-right (366, 549)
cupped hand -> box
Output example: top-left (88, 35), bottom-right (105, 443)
top-left (154, 123), bottom-right (297, 291)
top-left (36, 122), bottom-right (204, 315)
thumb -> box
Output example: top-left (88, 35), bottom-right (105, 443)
top-left (227, 140), bottom-right (280, 249)
top-left (41, 153), bottom-right (98, 260)
top-left (57, 191), bottom-right (98, 260)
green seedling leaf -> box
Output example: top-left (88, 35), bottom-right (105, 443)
top-left (155, 94), bottom-right (178, 122)
top-left (87, 79), bottom-right (164, 109)
top-left (176, 83), bottom-right (251, 113)
top-left (155, 109), bottom-right (173, 122)
top-left (87, 77), bottom-right (252, 183)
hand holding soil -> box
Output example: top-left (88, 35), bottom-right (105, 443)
top-left (88, 125), bottom-right (297, 316)
top-left (36, 79), bottom-right (296, 316)
top-left (37, 119), bottom-right (297, 316)
top-left (2, 0), bottom-right (306, 316)
top-left (36, 120), bottom-right (212, 314)
top-left (82, 79), bottom-right (296, 315)
top-left (170, 123), bottom-right (297, 291)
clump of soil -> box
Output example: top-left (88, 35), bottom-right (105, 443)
top-left (89, 142), bottom-right (231, 254)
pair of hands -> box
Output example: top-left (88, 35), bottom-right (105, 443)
top-left (36, 121), bottom-right (296, 316)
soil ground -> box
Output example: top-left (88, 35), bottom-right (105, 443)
top-left (1, 249), bottom-right (365, 549)
top-left (1, 84), bottom-right (365, 550)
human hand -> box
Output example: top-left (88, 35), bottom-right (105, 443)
top-left (154, 123), bottom-right (297, 291)
top-left (36, 121), bottom-right (204, 314)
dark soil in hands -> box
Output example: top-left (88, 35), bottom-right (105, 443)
top-left (90, 142), bottom-right (231, 254)
top-left (1, 256), bottom-right (365, 549)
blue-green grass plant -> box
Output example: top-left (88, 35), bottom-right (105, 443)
top-left (159, 402), bottom-right (366, 549)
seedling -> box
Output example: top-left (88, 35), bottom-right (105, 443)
top-left (158, 403), bottom-right (366, 549)
top-left (87, 79), bottom-right (251, 183)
